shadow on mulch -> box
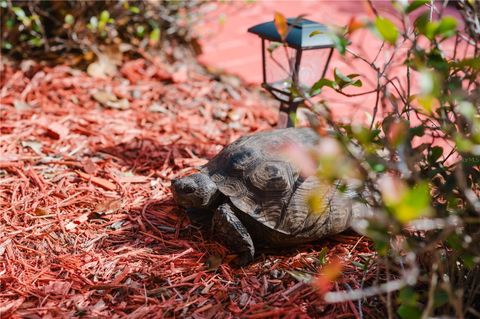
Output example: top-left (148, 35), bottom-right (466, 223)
top-left (97, 136), bottom-right (211, 176)
top-left (96, 137), bottom-right (365, 266)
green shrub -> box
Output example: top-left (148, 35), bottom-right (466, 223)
top-left (276, 0), bottom-right (479, 317)
top-left (0, 0), bottom-right (204, 61)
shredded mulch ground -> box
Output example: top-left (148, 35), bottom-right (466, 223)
top-left (1, 54), bottom-right (382, 318)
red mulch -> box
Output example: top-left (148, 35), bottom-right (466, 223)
top-left (1, 54), bottom-right (380, 318)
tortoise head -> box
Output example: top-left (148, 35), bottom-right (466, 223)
top-left (171, 173), bottom-right (219, 209)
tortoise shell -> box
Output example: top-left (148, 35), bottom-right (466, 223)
top-left (201, 127), bottom-right (350, 238)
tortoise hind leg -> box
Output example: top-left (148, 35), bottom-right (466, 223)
top-left (212, 203), bottom-right (255, 266)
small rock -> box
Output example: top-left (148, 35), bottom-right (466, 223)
top-left (14, 100), bottom-right (34, 111)
top-left (238, 292), bottom-right (249, 307)
top-left (172, 66), bottom-right (188, 83)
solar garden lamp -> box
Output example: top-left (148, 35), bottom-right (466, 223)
top-left (248, 18), bottom-right (335, 127)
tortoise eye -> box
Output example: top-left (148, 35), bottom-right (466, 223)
top-left (183, 185), bottom-right (196, 194)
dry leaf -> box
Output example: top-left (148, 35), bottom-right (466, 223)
top-left (347, 17), bottom-right (365, 34)
top-left (87, 54), bottom-right (117, 79)
top-left (44, 281), bottom-right (72, 295)
top-left (65, 213), bottom-right (89, 231)
top-left (149, 103), bottom-right (169, 114)
top-left (205, 255), bottom-right (222, 270)
top-left (34, 207), bottom-right (49, 216)
top-left (46, 122), bottom-right (69, 140)
top-left (106, 98), bottom-right (129, 110)
top-left (94, 198), bottom-right (122, 214)
top-left (312, 258), bottom-right (343, 295)
top-left (21, 140), bottom-right (43, 156)
top-left (228, 109), bottom-right (245, 122)
top-left (92, 91), bottom-right (129, 110)
top-left (83, 158), bottom-right (98, 175)
top-left (274, 12), bottom-right (288, 41)
top-left (92, 91), bottom-right (117, 105)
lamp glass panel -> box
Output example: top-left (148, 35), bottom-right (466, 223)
top-left (264, 41), bottom-right (297, 97)
top-left (297, 49), bottom-right (331, 89)
top-left (264, 41), bottom-right (331, 100)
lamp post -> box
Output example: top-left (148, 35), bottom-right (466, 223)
top-left (248, 18), bottom-right (336, 127)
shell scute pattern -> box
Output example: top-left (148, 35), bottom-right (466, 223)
top-left (248, 160), bottom-right (295, 194)
top-left (227, 147), bottom-right (261, 176)
top-left (200, 128), bottom-right (353, 236)
top-left (218, 178), bottom-right (248, 197)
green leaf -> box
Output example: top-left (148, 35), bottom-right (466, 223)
top-left (425, 48), bottom-right (449, 74)
top-left (310, 78), bottom-right (335, 95)
top-left (414, 12), bottom-right (429, 34)
top-left (428, 146), bottom-right (443, 164)
top-left (417, 95), bottom-right (439, 114)
top-left (100, 10), bottom-right (110, 23)
top-left (308, 192), bottom-right (326, 215)
top-left (267, 41), bottom-right (282, 53)
top-left (409, 125), bottom-right (425, 137)
top-left (393, 182), bottom-right (431, 223)
top-left (323, 31), bottom-right (349, 55)
top-left (149, 27), bottom-right (161, 44)
top-left (435, 16), bottom-right (457, 38)
top-left (309, 30), bottom-right (323, 37)
top-left (455, 135), bottom-right (474, 152)
top-left (351, 79), bottom-right (363, 87)
top-left (27, 37), bottom-right (43, 47)
top-left (405, 0), bottom-right (429, 13)
top-left (97, 10), bottom-right (110, 32)
top-left (372, 162), bottom-right (386, 172)
top-left (334, 34), bottom-right (349, 55)
top-left (136, 25), bottom-right (145, 37)
top-left (433, 289), bottom-right (449, 307)
top-left (461, 253), bottom-right (476, 269)
top-left (2, 41), bottom-right (12, 50)
top-left (6, 17), bottom-right (15, 29)
top-left (374, 16), bottom-right (398, 45)
top-left (289, 109), bottom-right (298, 126)
top-left (317, 247), bottom-right (329, 265)
top-left (12, 6), bottom-right (31, 27)
top-left (12, 6), bottom-right (26, 19)
top-left (333, 69), bottom-right (362, 89)
top-left (88, 16), bottom-right (98, 31)
top-left (458, 101), bottom-right (476, 120)
top-left (446, 233), bottom-right (462, 250)
top-left (64, 14), bottom-right (74, 26)
top-left (351, 261), bottom-right (367, 270)
top-left (397, 305), bottom-right (422, 319)
top-left (398, 287), bottom-right (419, 306)
top-left (285, 270), bottom-right (313, 283)
top-left (334, 68), bottom-right (352, 85)
top-left (419, 69), bottom-right (441, 96)
top-left (416, 15), bottom-right (458, 40)
top-left (129, 6), bottom-right (140, 14)
top-left (450, 57), bottom-right (480, 70)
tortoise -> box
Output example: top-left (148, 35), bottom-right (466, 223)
top-left (171, 127), bottom-right (363, 265)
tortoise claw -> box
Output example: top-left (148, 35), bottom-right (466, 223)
top-left (232, 251), bottom-right (254, 267)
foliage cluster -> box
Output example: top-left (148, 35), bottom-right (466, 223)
top-left (275, 0), bottom-right (479, 317)
top-left (0, 0), bottom-right (204, 61)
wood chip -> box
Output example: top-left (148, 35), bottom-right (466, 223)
top-left (0, 57), bottom-right (377, 318)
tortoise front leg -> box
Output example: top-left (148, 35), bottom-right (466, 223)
top-left (212, 203), bottom-right (255, 266)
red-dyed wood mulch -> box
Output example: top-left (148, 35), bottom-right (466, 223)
top-left (0, 53), bottom-right (381, 318)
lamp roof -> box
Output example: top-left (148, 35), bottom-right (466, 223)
top-left (248, 18), bottom-right (336, 50)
